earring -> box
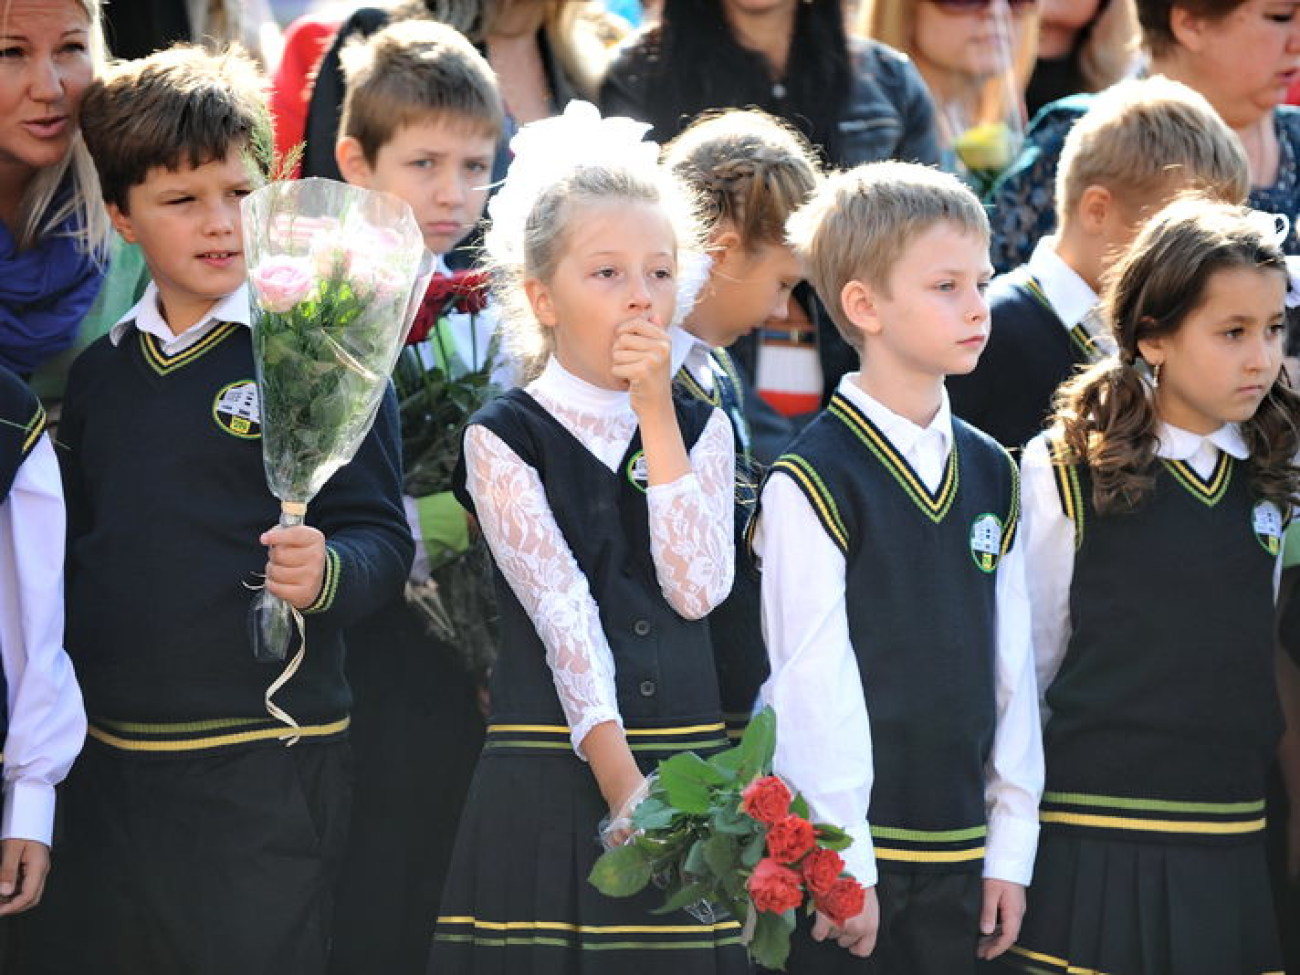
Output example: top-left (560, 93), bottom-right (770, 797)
top-left (1153, 362), bottom-right (1162, 386)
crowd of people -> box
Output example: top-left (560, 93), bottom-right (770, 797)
top-left (2, 0), bottom-right (1300, 974)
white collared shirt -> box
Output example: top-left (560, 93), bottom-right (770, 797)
top-left (0, 434), bottom-right (87, 845)
top-left (110, 283), bottom-right (251, 351)
top-left (669, 325), bottom-right (716, 394)
top-left (1027, 237), bottom-right (1099, 334)
top-left (754, 374), bottom-right (1043, 887)
top-left (1021, 422), bottom-right (1256, 707)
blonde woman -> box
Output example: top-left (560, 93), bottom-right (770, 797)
top-left (0, 0), bottom-right (109, 380)
top-left (858, 0), bottom-right (1039, 188)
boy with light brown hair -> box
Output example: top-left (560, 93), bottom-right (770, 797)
top-left (754, 161), bottom-right (1042, 974)
top-left (948, 76), bottom-right (1250, 448)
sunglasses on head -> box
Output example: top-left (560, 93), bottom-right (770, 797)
top-left (928, 0), bottom-right (1037, 13)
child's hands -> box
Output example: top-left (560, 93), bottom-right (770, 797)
top-left (811, 885), bottom-right (879, 958)
top-left (611, 316), bottom-right (673, 418)
top-left (0, 839), bottom-right (49, 916)
top-left (977, 878), bottom-right (1026, 959)
top-left (261, 524), bottom-right (327, 609)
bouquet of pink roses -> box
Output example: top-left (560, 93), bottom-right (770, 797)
top-left (242, 178), bottom-right (433, 666)
top-left (589, 708), bottom-right (867, 970)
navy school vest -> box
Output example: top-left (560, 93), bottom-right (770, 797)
top-left (454, 387), bottom-right (728, 752)
top-left (759, 390), bottom-right (1019, 872)
top-left (1040, 440), bottom-right (1284, 842)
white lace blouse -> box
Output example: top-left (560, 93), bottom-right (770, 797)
top-left (463, 357), bottom-right (736, 757)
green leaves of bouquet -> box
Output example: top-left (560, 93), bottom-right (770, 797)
top-left (589, 708), bottom-right (866, 970)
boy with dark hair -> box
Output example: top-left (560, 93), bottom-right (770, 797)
top-left (755, 161), bottom-right (1043, 974)
top-left (328, 19), bottom-right (503, 974)
top-left (41, 45), bottom-right (412, 975)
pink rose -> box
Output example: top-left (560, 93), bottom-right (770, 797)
top-left (310, 233), bottom-right (353, 279)
top-left (250, 256), bottom-right (314, 313)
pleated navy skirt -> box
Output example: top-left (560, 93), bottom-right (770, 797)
top-left (428, 723), bottom-right (752, 975)
top-left (998, 826), bottom-right (1284, 975)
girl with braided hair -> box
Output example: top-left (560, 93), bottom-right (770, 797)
top-left (662, 108), bottom-right (821, 737)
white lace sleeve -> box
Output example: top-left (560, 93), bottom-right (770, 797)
top-left (463, 424), bottom-right (621, 757)
top-left (645, 409), bottom-right (736, 620)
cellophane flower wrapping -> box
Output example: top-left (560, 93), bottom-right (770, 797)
top-left (242, 177), bottom-right (434, 662)
top-left (589, 708), bottom-right (867, 971)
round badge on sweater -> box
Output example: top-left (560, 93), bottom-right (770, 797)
top-left (969, 513), bottom-right (1003, 573)
top-left (212, 380), bottom-right (261, 439)
top-left (625, 449), bottom-right (649, 493)
top-left (1252, 500), bottom-right (1284, 555)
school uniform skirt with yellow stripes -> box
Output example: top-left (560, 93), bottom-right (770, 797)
top-left (997, 793), bottom-right (1284, 975)
top-left (428, 721), bottom-right (751, 975)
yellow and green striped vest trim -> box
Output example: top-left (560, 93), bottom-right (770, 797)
top-left (434, 915), bottom-right (743, 951)
top-left (302, 545), bottom-right (340, 614)
top-left (484, 722), bottom-right (729, 756)
top-left (870, 823), bottom-right (986, 864)
top-left (767, 453), bottom-right (849, 554)
top-left (89, 714), bottom-right (350, 753)
top-left (1040, 790), bottom-right (1266, 836)
top-left (1001, 451), bottom-right (1022, 557)
top-left (1007, 942), bottom-right (1282, 975)
top-left (5, 397), bottom-right (47, 459)
top-left (1019, 272), bottom-right (1099, 362)
top-left (1047, 437), bottom-right (1086, 550)
top-left (1162, 452), bottom-right (1232, 507)
top-left (139, 321), bottom-right (241, 376)
top-left (674, 363), bottom-right (719, 408)
top-left (828, 392), bottom-right (960, 524)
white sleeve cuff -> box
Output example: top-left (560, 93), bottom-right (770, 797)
top-left (983, 810), bottom-right (1040, 886)
top-left (841, 822), bottom-right (877, 888)
top-left (2, 778), bottom-right (56, 847)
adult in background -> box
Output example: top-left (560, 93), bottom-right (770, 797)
top-left (987, 0), bottom-right (1300, 272)
top-left (1026, 0), bottom-right (1140, 115)
top-left (0, 0), bottom-right (107, 383)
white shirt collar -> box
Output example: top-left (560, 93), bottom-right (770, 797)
top-left (110, 282), bottom-right (251, 347)
top-left (532, 355), bottom-right (633, 415)
top-left (837, 372), bottom-right (953, 459)
top-left (1027, 236), bottom-right (1099, 331)
top-left (669, 325), bottom-right (715, 389)
top-left (1156, 421), bottom-right (1250, 463)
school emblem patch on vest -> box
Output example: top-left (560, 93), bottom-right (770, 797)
top-left (625, 449), bottom-right (649, 493)
top-left (969, 513), bottom-right (1004, 573)
top-left (1252, 500), bottom-right (1284, 555)
top-left (212, 380), bottom-right (261, 439)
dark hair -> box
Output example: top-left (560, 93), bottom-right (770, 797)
top-left (1052, 196), bottom-right (1300, 513)
top-left (81, 44), bottom-right (270, 211)
top-left (630, 0), bottom-right (852, 164)
top-left (1136, 0), bottom-right (1245, 56)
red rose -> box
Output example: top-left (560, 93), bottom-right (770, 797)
top-left (814, 877), bottom-right (867, 928)
top-left (800, 847), bottom-right (845, 896)
top-left (741, 775), bottom-right (792, 826)
top-left (747, 857), bottom-right (804, 915)
top-left (766, 815), bottom-right (816, 864)
top-left (450, 270), bottom-right (490, 313)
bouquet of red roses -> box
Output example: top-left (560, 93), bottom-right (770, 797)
top-left (589, 708), bottom-right (867, 970)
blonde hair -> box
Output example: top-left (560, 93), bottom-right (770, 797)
top-left (1056, 76), bottom-right (1248, 224)
top-left (856, 0), bottom-right (1038, 133)
top-left (340, 19), bottom-right (503, 164)
top-left (663, 109), bottom-right (820, 252)
top-left (491, 164), bottom-right (703, 378)
top-left (1052, 197), bottom-right (1300, 513)
top-left (786, 160), bottom-right (988, 348)
top-left (11, 0), bottom-right (111, 255)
